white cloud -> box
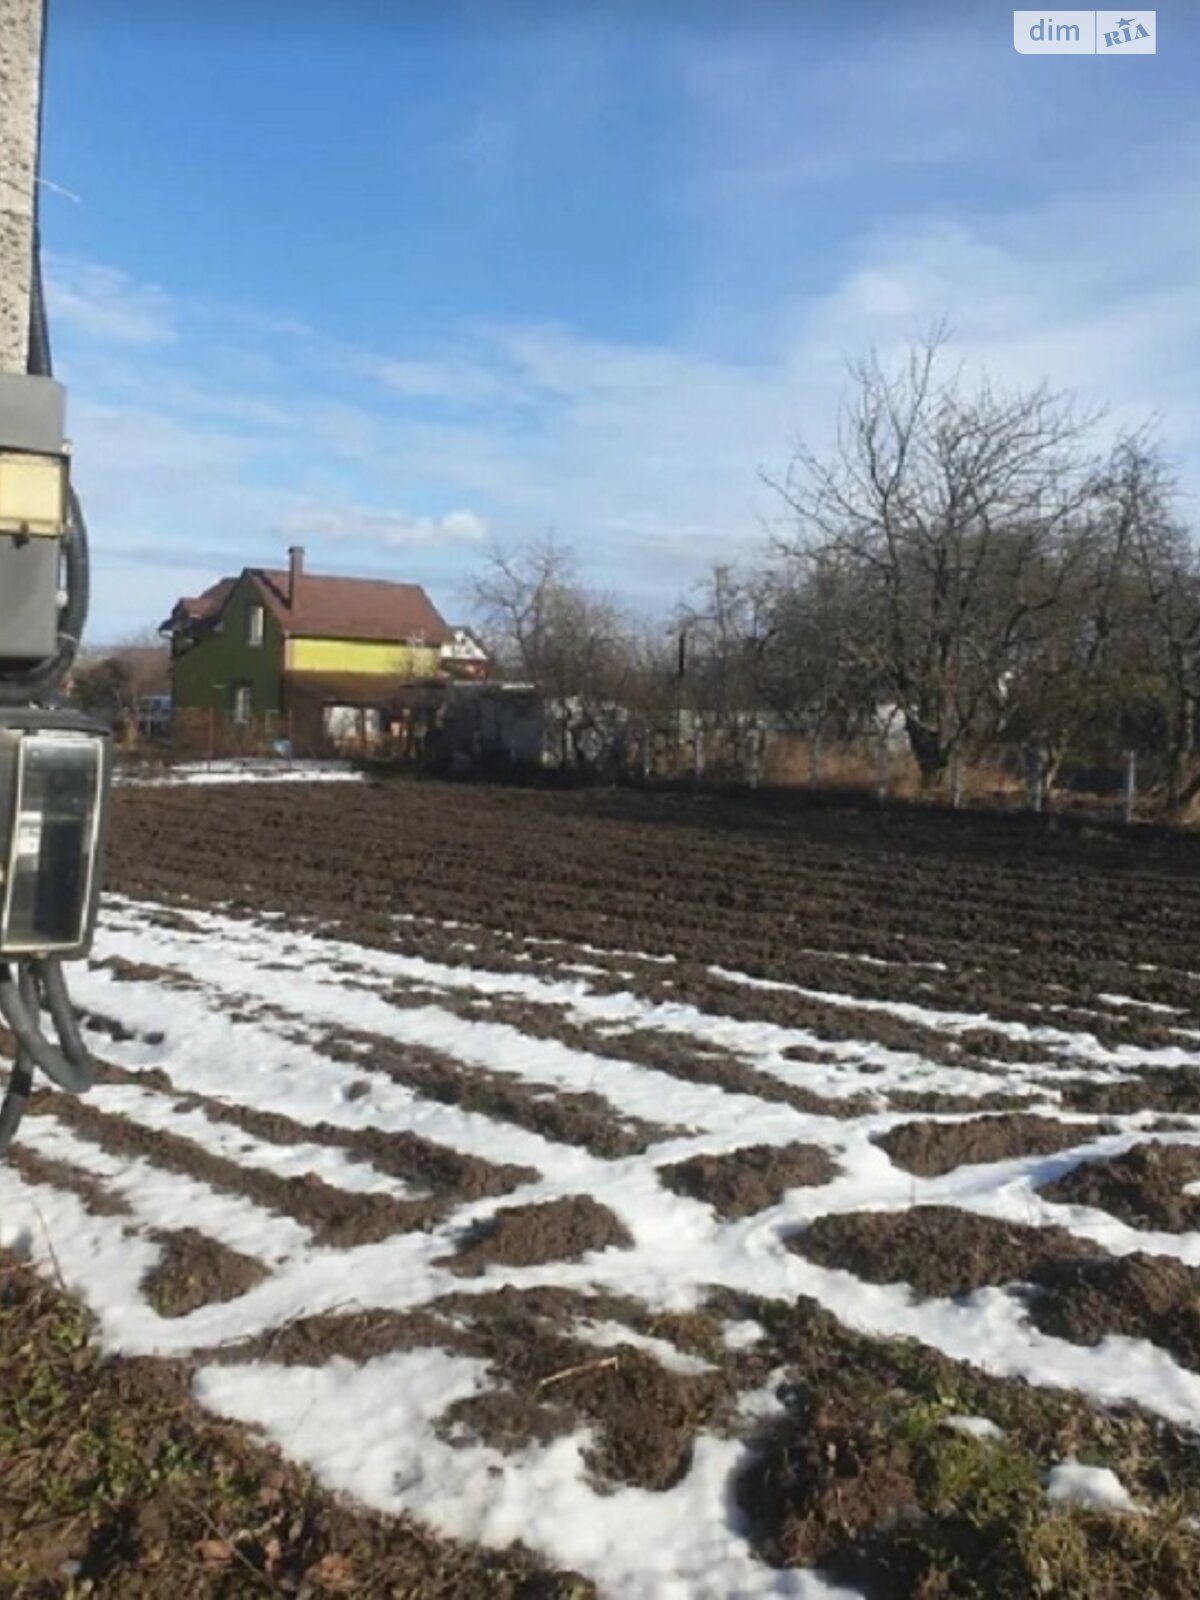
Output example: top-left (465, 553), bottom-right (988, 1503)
top-left (276, 503), bottom-right (488, 552)
top-left (46, 257), bottom-right (177, 346)
top-left (51, 158), bottom-right (1200, 643)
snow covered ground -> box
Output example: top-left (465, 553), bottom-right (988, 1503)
top-left (4, 892), bottom-right (1200, 1597)
top-left (115, 759), bottom-right (364, 787)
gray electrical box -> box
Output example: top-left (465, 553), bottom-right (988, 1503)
top-left (0, 538), bottom-right (59, 660)
top-left (0, 375), bottom-right (65, 454)
top-left (0, 373), bottom-right (67, 662)
top-left (0, 711), bottom-right (111, 959)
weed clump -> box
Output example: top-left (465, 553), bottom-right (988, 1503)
top-left (736, 1296), bottom-right (1200, 1599)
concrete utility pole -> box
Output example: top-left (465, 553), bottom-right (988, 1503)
top-left (0, 0), bottom-right (43, 374)
top-left (0, 0), bottom-right (113, 1162)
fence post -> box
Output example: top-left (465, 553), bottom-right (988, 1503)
top-left (642, 728), bottom-right (652, 783)
top-left (1123, 749), bottom-right (1137, 825)
top-left (1026, 749), bottom-right (1043, 814)
top-left (748, 726), bottom-right (761, 790)
top-left (949, 753), bottom-right (963, 810)
top-left (694, 724), bottom-right (705, 782)
top-left (875, 734), bottom-right (888, 803)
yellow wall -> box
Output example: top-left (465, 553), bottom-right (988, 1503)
top-left (286, 638), bottom-right (442, 677)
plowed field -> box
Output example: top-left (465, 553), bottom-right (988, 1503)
top-left (6, 775), bottom-right (1200, 1598)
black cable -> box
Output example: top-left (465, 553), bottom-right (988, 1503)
top-left (28, 225), bottom-right (53, 379)
top-left (0, 960), bottom-right (93, 1094)
top-left (0, 1048), bottom-right (34, 1158)
top-left (37, 957), bottom-right (93, 1085)
top-left (0, 957), bottom-right (96, 1153)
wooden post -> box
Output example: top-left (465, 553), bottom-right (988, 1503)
top-left (642, 728), bottom-right (652, 782)
top-left (694, 723), bottom-right (705, 782)
top-left (949, 753), bottom-right (963, 810)
top-left (1026, 749), bottom-right (1043, 813)
top-left (875, 734), bottom-right (888, 803)
top-left (1123, 749), bottom-right (1137, 825)
top-left (748, 726), bottom-right (761, 790)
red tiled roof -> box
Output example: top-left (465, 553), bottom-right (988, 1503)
top-left (177, 578), bottom-right (236, 622)
top-left (169, 565), bottom-right (452, 646)
top-left (252, 569), bottom-right (451, 645)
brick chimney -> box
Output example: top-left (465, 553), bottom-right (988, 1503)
top-left (287, 545), bottom-right (304, 607)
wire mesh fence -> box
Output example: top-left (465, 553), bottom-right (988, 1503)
top-left (114, 699), bottom-right (1188, 825)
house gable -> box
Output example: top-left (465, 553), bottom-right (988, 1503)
top-left (166, 551), bottom-right (456, 715)
top-left (169, 570), bottom-right (284, 716)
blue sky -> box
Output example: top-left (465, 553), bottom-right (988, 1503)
top-left (38, 1), bottom-right (1198, 640)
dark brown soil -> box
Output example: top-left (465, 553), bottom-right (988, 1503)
top-left (159, 1082), bottom-right (538, 1202)
top-left (788, 1204), bottom-right (1200, 1376)
top-left (440, 1195), bottom-right (633, 1276)
top-left (1059, 1068), bottom-right (1200, 1117)
top-left (88, 954), bottom-right (203, 990)
top-left (27, 1094), bottom-right (515, 1248)
top-left (735, 1292), bottom-right (1200, 1598)
top-left (140, 1229), bottom-right (269, 1318)
top-left (658, 1142), bottom-right (837, 1219)
top-left (317, 1027), bottom-right (674, 1157)
top-left (105, 781), bottom-right (1200, 1055)
top-left (94, 1055), bottom-right (176, 1095)
top-left (449, 998), bottom-right (876, 1120)
top-left (204, 1286), bottom-right (638, 1369)
top-left (206, 1282), bottom-right (731, 1495)
top-left (883, 1088), bottom-right (1043, 1115)
top-left (442, 1342), bottom-right (728, 1492)
top-left (7, 1144), bottom-right (132, 1217)
top-left (0, 1249), bottom-right (595, 1599)
top-left (792, 1206), bottom-right (1098, 1299)
top-left (1039, 1140), bottom-right (1200, 1231)
top-left (727, 1287), bottom-right (1200, 1507)
top-left (739, 1376), bottom-right (924, 1571)
top-left (76, 1005), bottom-right (166, 1048)
top-left (1028, 1252), bottom-right (1200, 1373)
top-left (876, 1113), bottom-right (1099, 1178)
top-left (421, 1286), bottom-right (735, 1494)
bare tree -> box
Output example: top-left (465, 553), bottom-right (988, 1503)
top-left (674, 564), bottom-right (777, 768)
top-left (769, 333), bottom-right (1099, 783)
top-left (756, 550), bottom-right (883, 735)
top-left (69, 629), bottom-right (170, 742)
top-left (473, 537), bottom-right (634, 770)
top-left (994, 435), bottom-right (1181, 796)
top-left (1124, 458), bottom-right (1200, 808)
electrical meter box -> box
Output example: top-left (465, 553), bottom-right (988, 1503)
top-left (0, 540), bottom-right (60, 660)
top-left (0, 374), bottom-right (68, 663)
top-left (0, 711), bottom-right (111, 959)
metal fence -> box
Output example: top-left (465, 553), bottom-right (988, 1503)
top-left (125, 702), bottom-right (1177, 824)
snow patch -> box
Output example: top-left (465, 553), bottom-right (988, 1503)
top-left (1046, 1459), bottom-right (1139, 1514)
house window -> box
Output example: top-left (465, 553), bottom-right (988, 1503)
top-left (246, 604), bottom-right (265, 647)
top-left (232, 684), bottom-right (253, 725)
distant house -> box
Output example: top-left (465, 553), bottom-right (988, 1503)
top-left (160, 547), bottom-right (454, 746)
top-left (440, 625), bottom-right (491, 682)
